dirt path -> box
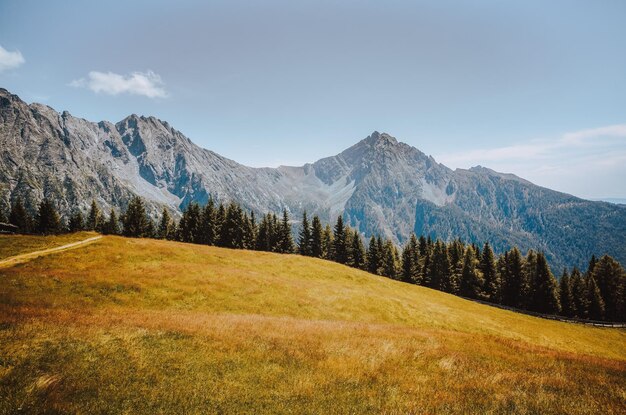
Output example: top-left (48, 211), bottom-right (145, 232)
top-left (0, 235), bottom-right (103, 269)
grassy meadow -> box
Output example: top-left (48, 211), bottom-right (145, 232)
top-left (0, 231), bottom-right (96, 260)
top-left (0, 235), bottom-right (624, 414)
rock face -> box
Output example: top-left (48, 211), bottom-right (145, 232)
top-left (1, 88), bottom-right (624, 270)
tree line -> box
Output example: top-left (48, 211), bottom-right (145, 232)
top-left (2, 195), bottom-right (624, 322)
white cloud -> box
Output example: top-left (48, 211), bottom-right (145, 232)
top-left (70, 70), bottom-right (167, 98)
top-left (436, 124), bottom-right (626, 198)
top-left (0, 45), bottom-right (25, 72)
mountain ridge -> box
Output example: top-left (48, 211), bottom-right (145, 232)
top-left (1, 87), bottom-right (625, 270)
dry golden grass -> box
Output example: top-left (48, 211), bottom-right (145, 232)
top-left (0, 235), bottom-right (625, 414)
top-left (0, 231), bottom-right (96, 259)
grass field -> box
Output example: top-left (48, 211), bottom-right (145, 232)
top-left (0, 235), bottom-right (624, 414)
top-left (0, 231), bottom-right (96, 260)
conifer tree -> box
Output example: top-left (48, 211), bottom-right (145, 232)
top-left (218, 203), bottom-right (244, 248)
top-left (501, 247), bottom-right (525, 308)
top-left (332, 215), bottom-right (348, 264)
top-left (199, 199), bottom-right (216, 245)
top-left (298, 211), bottom-right (312, 256)
top-left (571, 267), bottom-right (589, 319)
top-left (559, 269), bottom-right (576, 317)
top-left (122, 196), bottom-right (149, 237)
top-left (480, 242), bottom-right (499, 302)
top-left (349, 230), bottom-right (366, 270)
top-left (591, 255), bottom-right (625, 322)
top-left (530, 253), bottom-right (561, 314)
top-left (429, 240), bottom-right (453, 292)
top-left (587, 255), bottom-right (598, 277)
top-left (420, 242), bottom-right (432, 286)
top-left (215, 203), bottom-right (226, 241)
top-left (448, 239), bottom-right (465, 288)
top-left (521, 250), bottom-right (538, 310)
top-left (381, 239), bottom-right (398, 279)
top-left (269, 213), bottom-right (280, 251)
top-left (401, 234), bottom-right (420, 284)
top-left (242, 211), bottom-right (257, 249)
top-left (158, 208), bottom-right (172, 240)
top-left (459, 245), bottom-right (484, 299)
top-left (310, 215), bottom-right (324, 258)
top-left (366, 235), bottom-right (380, 275)
top-left (276, 209), bottom-right (294, 253)
top-left (102, 209), bottom-right (120, 235)
top-left (9, 196), bottom-right (32, 233)
top-left (87, 200), bottom-right (101, 231)
top-left (255, 213), bottom-right (272, 251)
top-left (145, 218), bottom-right (156, 238)
top-left (68, 211), bottom-right (84, 232)
top-left (587, 276), bottom-right (605, 320)
top-left (0, 205), bottom-right (5, 223)
top-left (179, 202), bottom-right (201, 243)
top-left (35, 198), bottom-right (61, 235)
top-left (418, 235), bottom-right (428, 257)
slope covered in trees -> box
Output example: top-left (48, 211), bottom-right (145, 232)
top-left (3, 195), bottom-right (624, 322)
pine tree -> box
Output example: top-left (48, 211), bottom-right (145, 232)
top-left (9, 196), bottom-right (32, 233)
top-left (145, 218), bottom-right (156, 238)
top-left (501, 247), bottom-right (525, 308)
top-left (571, 267), bottom-right (589, 319)
top-left (366, 236), bottom-right (380, 275)
top-left (310, 215), bottom-right (324, 258)
top-left (242, 211), bottom-right (257, 249)
top-left (179, 202), bottom-right (202, 243)
top-left (521, 250), bottom-right (538, 310)
top-left (122, 196), bottom-right (149, 237)
top-left (158, 208), bottom-right (172, 240)
top-left (587, 276), bottom-right (605, 320)
top-left (559, 269), bottom-right (576, 317)
top-left (218, 203), bottom-right (244, 248)
top-left (591, 255), bottom-right (625, 322)
top-left (68, 211), bottom-right (84, 232)
top-left (429, 240), bottom-right (453, 292)
top-left (401, 234), bottom-right (420, 284)
top-left (255, 213), bottom-right (271, 251)
top-left (276, 209), bottom-right (294, 253)
top-left (269, 213), bottom-right (280, 251)
top-left (530, 252), bottom-right (561, 314)
top-left (349, 230), bottom-right (366, 270)
top-left (586, 255), bottom-right (598, 277)
top-left (448, 239), bottom-right (465, 289)
top-left (418, 235), bottom-right (428, 257)
top-left (420, 241), bottom-right (432, 286)
top-left (87, 200), bottom-right (101, 231)
top-left (332, 216), bottom-right (348, 264)
top-left (102, 209), bottom-right (120, 235)
top-left (198, 200), bottom-right (216, 245)
top-left (214, 203), bottom-right (226, 241)
top-left (459, 245), bottom-right (484, 299)
top-left (298, 211), bottom-right (312, 256)
top-left (321, 224), bottom-right (334, 259)
top-left (0, 205), bottom-right (5, 223)
top-left (35, 198), bottom-right (62, 235)
top-left (480, 242), bottom-right (499, 302)
top-left (381, 239), bottom-right (398, 279)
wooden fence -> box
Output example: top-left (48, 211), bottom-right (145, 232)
top-left (459, 296), bottom-right (626, 328)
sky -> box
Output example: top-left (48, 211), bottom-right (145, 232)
top-left (1, 0), bottom-right (625, 199)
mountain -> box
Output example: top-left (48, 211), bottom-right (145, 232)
top-left (1, 87), bottom-right (625, 269)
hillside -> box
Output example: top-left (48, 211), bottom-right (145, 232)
top-left (0, 235), bottom-right (624, 414)
top-left (2, 87), bottom-right (625, 271)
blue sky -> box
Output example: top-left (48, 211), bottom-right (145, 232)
top-left (1, 0), bottom-right (625, 199)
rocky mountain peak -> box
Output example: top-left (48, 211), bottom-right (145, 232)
top-left (0, 87), bottom-right (624, 271)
